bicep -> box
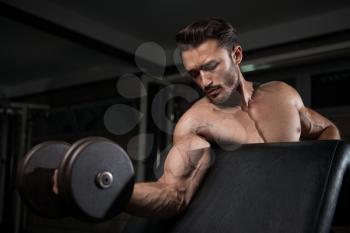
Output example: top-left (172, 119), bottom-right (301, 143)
top-left (159, 134), bottom-right (211, 202)
top-left (278, 82), bottom-right (337, 139)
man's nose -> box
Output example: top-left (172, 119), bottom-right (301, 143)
top-left (200, 71), bottom-right (212, 88)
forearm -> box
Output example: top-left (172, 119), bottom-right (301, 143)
top-left (317, 124), bottom-right (341, 140)
top-left (125, 182), bottom-right (186, 219)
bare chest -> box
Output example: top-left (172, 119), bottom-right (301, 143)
top-left (196, 97), bottom-right (301, 145)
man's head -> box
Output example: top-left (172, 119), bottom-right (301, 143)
top-left (176, 17), bottom-right (239, 53)
top-left (176, 18), bottom-right (243, 105)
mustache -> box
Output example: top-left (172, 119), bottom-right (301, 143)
top-left (204, 85), bottom-right (220, 92)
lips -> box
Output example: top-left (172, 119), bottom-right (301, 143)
top-left (206, 87), bottom-right (221, 97)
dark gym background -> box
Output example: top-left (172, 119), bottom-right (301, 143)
top-left (1, 0), bottom-right (350, 233)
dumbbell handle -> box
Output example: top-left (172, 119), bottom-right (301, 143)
top-left (52, 169), bottom-right (59, 195)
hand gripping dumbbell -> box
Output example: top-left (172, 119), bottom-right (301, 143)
top-left (17, 137), bottom-right (135, 222)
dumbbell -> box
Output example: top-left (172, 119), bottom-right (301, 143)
top-left (17, 137), bottom-right (135, 222)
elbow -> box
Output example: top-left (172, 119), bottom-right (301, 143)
top-left (158, 188), bottom-right (189, 219)
top-left (327, 123), bottom-right (341, 139)
top-left (332, 125), bottom-right (341, 139)
top-left (174, 192), bottom-right (189, 216)
top-left (319, 124), bottom-right (341, 140)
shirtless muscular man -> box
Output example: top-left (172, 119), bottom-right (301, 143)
top-left (53, 18), bottom-right (341, 219)
top-left (125, 18), bottom-right (340, 219)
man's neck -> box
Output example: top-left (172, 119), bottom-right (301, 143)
top-left (238, 76), bottom-right (254, 108)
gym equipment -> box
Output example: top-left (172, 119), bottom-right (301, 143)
top-left (123, 140), bottom-right (350, 233)
top-left (17, 137), bottom-right (134, 222)
top-left (17, 141), bottom-right (70, 218)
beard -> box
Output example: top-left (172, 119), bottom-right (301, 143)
top-left (206, 63), bottom-right (240, 105)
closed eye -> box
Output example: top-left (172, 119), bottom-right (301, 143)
top-left (201, 61), bottom-right (219, 71)
top-left (187, 60), bottom-right (220, 78)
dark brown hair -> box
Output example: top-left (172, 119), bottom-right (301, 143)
top-left (176, 18), bottom-right (239, 52)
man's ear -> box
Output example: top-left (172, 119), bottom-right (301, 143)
top-left (231, 45), bottom-right (243, 65)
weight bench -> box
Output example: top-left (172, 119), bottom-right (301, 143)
top-left (123, 140), bottom-right (350, 233)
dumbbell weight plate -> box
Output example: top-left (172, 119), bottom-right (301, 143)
top-left (57, 137), bottom-right (95, 207)
top-left (17, 141), bottom-right (70, 218)
top-left (59, 137), bottom-right (134, 221)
